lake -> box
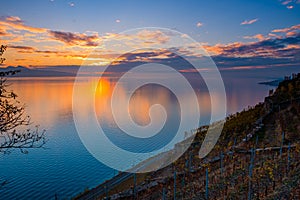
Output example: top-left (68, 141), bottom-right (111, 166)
top-left (0, 66), bottom-right (299, 199)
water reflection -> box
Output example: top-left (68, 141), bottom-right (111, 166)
top-left (94, 77), bottom-right (213, 129)
top-left (96, 82), bottom-right (181, 153)
top-left (10, 78), bottom-right (75, 129)
top-left (9, 75), bottom-right (270, 143)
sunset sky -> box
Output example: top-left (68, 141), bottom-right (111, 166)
top-left (0, 0), bottom-right (299, 68)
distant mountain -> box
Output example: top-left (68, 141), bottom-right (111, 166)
top-left (34, 65), bottom-right (80, 75)
top-left (0, 66), bottom-right (76, 77)
top-left (258, 79), bottom-right (282, 86)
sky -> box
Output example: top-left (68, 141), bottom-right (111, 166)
top-left (0, 0), bottom-right (300, 68)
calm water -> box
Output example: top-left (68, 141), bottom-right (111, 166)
top-left (0, 66), bottom-right (299, 199)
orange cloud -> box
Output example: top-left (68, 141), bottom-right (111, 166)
top-left (1, 15), bottom-right (299, 68)
top-left (202, 44), bottom-right (224, 55)
top-left (0, 27), bottom-right (10, 36)
top-left (0, 16), bottom-right (46, 33)
top-left (286, 31), bottom-right (298, 37)
top-left (136, 29), bottom-right (170, 44)
top-left (272, 24), bottom-right (300, 33)
top-left (243, 34), bottom-right (265, 41)
top-left (203, 42), bottom-right (244, 56)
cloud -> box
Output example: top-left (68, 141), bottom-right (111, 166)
top-left (68, 2), bottom-right (75, 7)
top-left (5, 16), bottom-right (22, 23)
top-left (0, 27), bottom-right (9, 36)
top-left (0, 16), bottom-right (46, 33)
top-left (115, 19), bottom-right (121, 23)
top-left (1, 16), bottom-right (169, 50)
top-left (1, 16), bottom-right (174, 64)
top-left (196, 22), bottom-right (203, 27)
top-left (272, 24), bottom-right (300, 33)
top-left (2, 15), bottom-right (299, 70)
top-left (286, 31), bottom-right (298, 37)
top-left (136, 30), bottom-right (170, 44)
top-left (204, 31), bottom-right (300, 59)
top-left (279, 0), bottom-right (299, 9)
top-left (9, 45), bottom-right (36, 51)
top-left (101, 30), bottom-right (171, 48)
top-left (281, 0), bottom-right (292, 5)
top-left (240, 18), bottom-right (258, 25)
top-left (35, 50), bottom-right (61, 54)
top-left (14, 58), bottom-right (28, 61)
top-left (8, 45), bottom-right (38, 54)
top-left (243, 34), bottom-right (265, 41)
top-left (49, 30), bottom-right (100, 46)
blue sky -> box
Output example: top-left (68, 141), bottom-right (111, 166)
top-left (1, 0), bottom-right (299, 44)
top-left (0, 0), bottom-right (299, 67)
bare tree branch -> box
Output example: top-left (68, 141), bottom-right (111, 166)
top-left (0, 45), bottom-right (46, 154)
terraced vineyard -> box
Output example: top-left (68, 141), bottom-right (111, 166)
top-left (76, 73), bottom-right (300, 200)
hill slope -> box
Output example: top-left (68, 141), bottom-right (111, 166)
top-left (75, 73), bottom-right (300, 200)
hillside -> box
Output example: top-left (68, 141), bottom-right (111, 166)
top-left (76, 73), bottom-right (300, 200)
top-left (0, 66), bottom-right (75, 77)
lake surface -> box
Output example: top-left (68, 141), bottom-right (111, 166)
top-left (0, 66), bottom-right (299, 199)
